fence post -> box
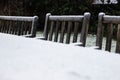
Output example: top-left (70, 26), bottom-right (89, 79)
top-left (43, 13), bottom-right (51, 40)
top-left (96, 12), bottom-right (105, 49)
top-left (31, 16), bottom-right (38, 37)
top-left (80, 12), bottom-right (91, 47)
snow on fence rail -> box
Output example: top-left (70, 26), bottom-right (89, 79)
top-left (0, 16), bottom-right (38, 37)
top-left (96, 12), bottom-right (120, 53)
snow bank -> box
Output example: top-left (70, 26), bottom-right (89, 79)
top-left (0, 33), bottom-right (120, 80)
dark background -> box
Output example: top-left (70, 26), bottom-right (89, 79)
top-left (0, 0), bottom-right (120, 34)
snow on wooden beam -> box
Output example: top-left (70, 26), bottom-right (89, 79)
top-left (93, 0), bottom-right (118, 4)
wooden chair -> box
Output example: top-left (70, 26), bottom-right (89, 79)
top-left (96, 12), bottom-right (120, 53)
top-left (0, 16), bottom-right (38, 37)
top-left (42, 12), bottom-right (90, 46)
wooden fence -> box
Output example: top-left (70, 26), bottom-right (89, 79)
top-left (43, 12), bottom-right (91, 46)
top-left (96, 12), bottom-right (120, 53)
top-left (0, 16), bottom-right (38, 37)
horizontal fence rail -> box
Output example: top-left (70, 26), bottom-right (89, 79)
top-left (103, 15), bottom-right (120, 24)
top-left (0, 16), bottom-right (37, 22)
top-left (49, 16), bottom-right (84, 22)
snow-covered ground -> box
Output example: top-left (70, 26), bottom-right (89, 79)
top-left (0, 33), bottom-right (120, 80)
top-left (36, 32), bottom-right (116, 52)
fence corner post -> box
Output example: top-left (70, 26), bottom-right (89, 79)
top-left (80, 12), bottom-right (91, 47)
top-left (96, 12), bottom-right (105, 49)
top-left (43, 13), bottom-right (51, 40)
top-left (31, 16), bottom-right (39, 37)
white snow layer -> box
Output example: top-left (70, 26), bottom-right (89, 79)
top-left (0, 33), bottom-right (120, 80)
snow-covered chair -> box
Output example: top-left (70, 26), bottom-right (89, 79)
top-left (41, 12), bottom-right (90, 47)
top-left (96, 12), bottom-right (120, 53)
top-left (0, 16), bottom-right (38, 37)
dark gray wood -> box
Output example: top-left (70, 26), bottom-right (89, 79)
top-left (116, 24), bottom-right (120, 53)
top-left (73, 22), bottom-right (79, 43)
top-left (49, 21), bottom-right (54, 41)
top-left (0, 16), bottom-right (35, 21)
top-left (60, 21), bottom-right (65, 43)
top-left (43, 13), bottom-right (51, 40)
top-left (49, 16), bottom-right (84, 22)
top-left (66, 22), bottom-right (72, 44)
top-left (54, 21), bottom-right (60, 42)
top-left (103, 16), bottom-right (120, 24)
top-left (1, 21), bottom-right (5, 32)
top-left (96, 12), bottom-right (105, 49)
top-left (105, 24), bottom-right (113, 52)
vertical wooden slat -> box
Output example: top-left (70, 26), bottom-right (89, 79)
top-left (14, 21), bottom-right (18, 35)
top-left (54, 21), bottom-right (60, 42)
top-left (66, 22), bottom-right (72, 44)
top-left (0, 21), bottom-right (2, 32)
top-left (105, 24), bottom-right (113, 52)
top-left (6, 20), bottom-right (9, 33)
top-left (73, 22), bottom-right (79, 43)
top-left (116, 24), bottom-right (120, 53)
top-left (2, 21), bottom-right (5, 32)
top-left (27, 22), bottom-right (31, 35)
top-left (20, 21), bottom-right (24, 35)
top-left (49, 21), bottom-right (54, 41)
top-left (24, 22), bottom-right (28, 35)
top-left (2, 21), bottom-right (6, 33)
top-left (96, 12), bottom-right (105, 49)
top-left (1, 21), bottom-right (5, 32)
top-left (18, 21), bottom-right (22, 35)
top-left (21, 21), bottom-right (25, 35)
top-left (9, 21), bottom-right (13, 34)
top-left (80, 12), bottom-right (91, 47)
top-left (7, 21), bottom-right (10, 34)
top-left (60, 21), bottom-right (65, 43)
top-left (12, 21), bottom-right (17, 34)
top-left (15, 21), bottom-right (19, 35)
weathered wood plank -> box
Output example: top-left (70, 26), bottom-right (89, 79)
top-left (60, 21), bottom-right (65, 43)
top-left (116, 24), bottom-right (120, 53)
top-left (105, 24), bottom-right (113, 52)
top-left (0, 16), bottom-right (35, 22)
top-left (96, 12), bottom-right (105, 49)
top-left (103, 16), bottom-right (120, 24)
top-left (73, 22), bottom-right (79, 43)
top-left (66, 22), bottom-right (72, 44)
top-left (43, 13), bottom-right (51, 40)
top-left (80, 12), bottom-right (91, 47)
top-left (54, 21), bottom-right (60, 42)
top-left (49, 21), bottom-right (54, 41)
top-left (49, 16), bottom-right (84, 22)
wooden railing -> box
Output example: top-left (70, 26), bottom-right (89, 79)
top-left (0, 16), bottom-right (38, 37)
top-left (43, 12), bottom-right (91, 46)
top-left (96, 12), bottom-right (120, 53)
